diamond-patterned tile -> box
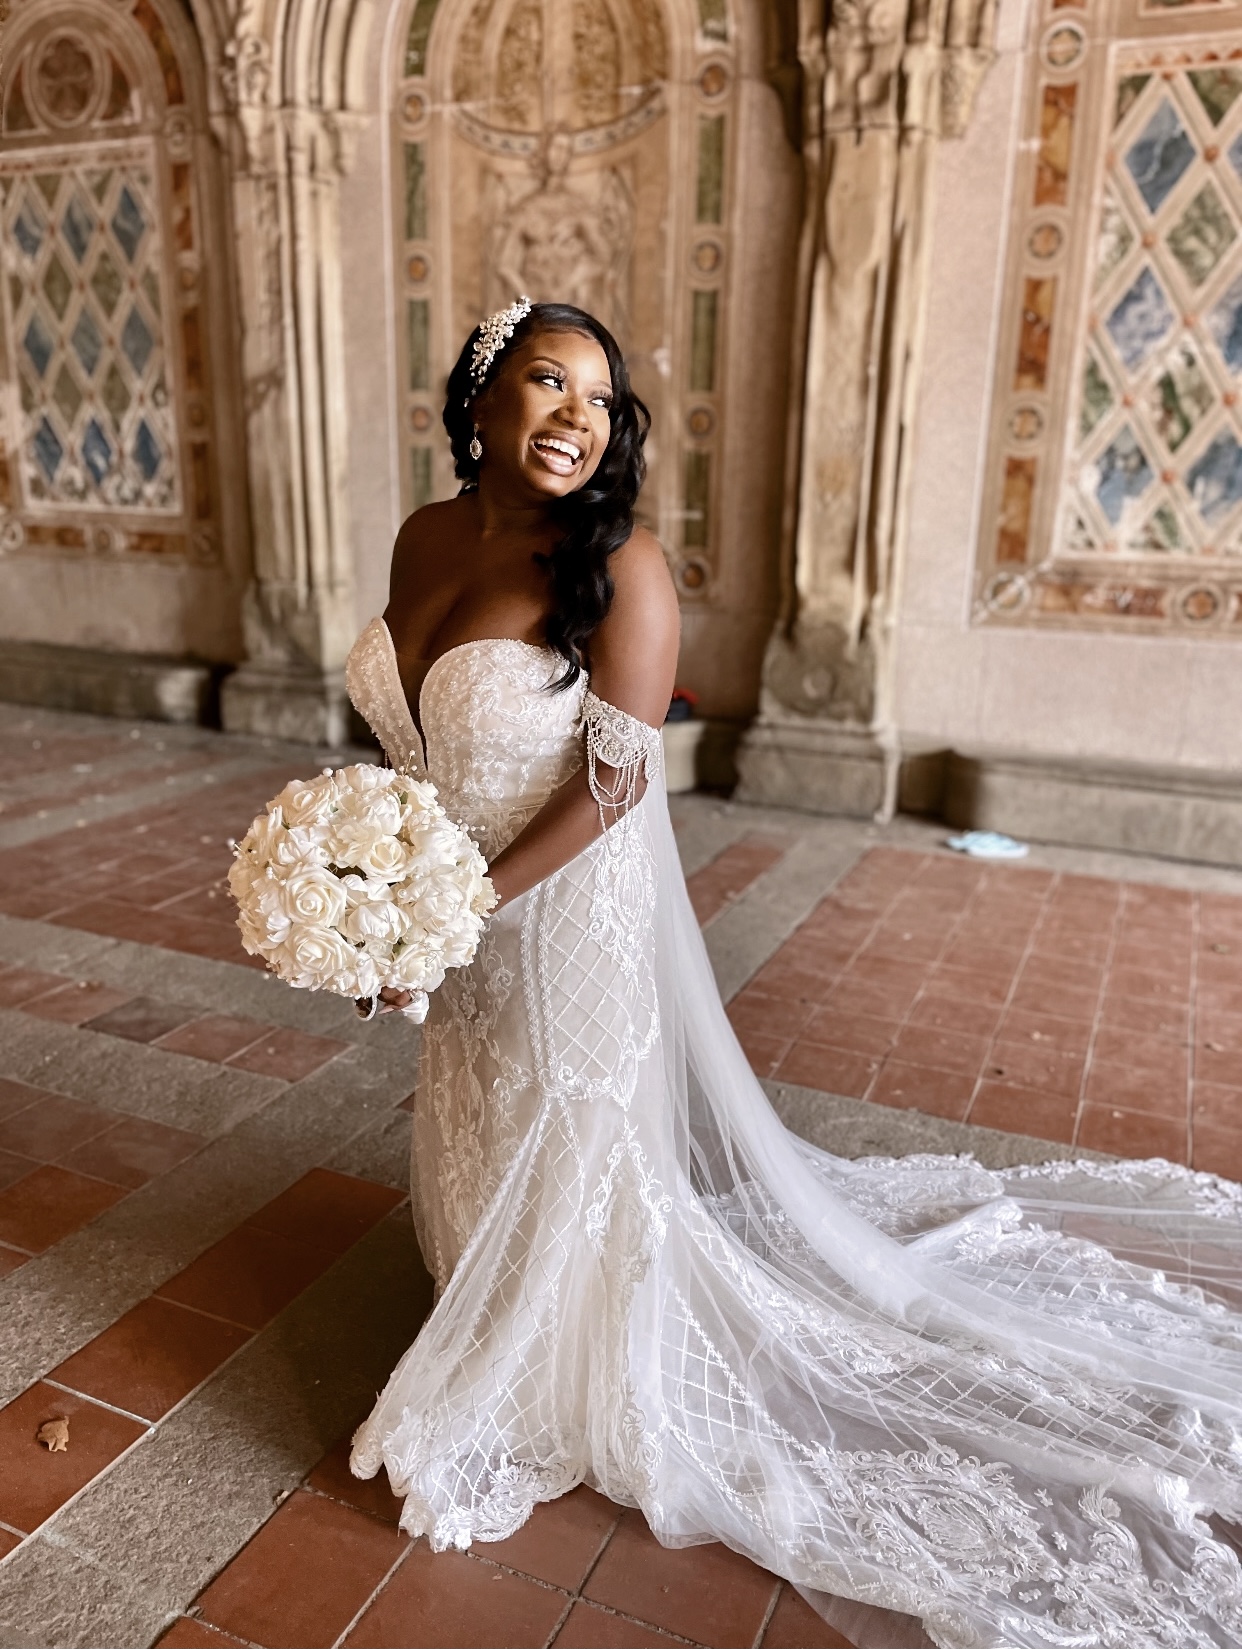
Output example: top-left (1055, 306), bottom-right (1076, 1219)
top-left (1146, 342), bottom-right (1213, 452)
top-left (1167, 182), bottom-right (1237, 288)
top-left (1186, 431), bottom-right (1242, 525)
top-left (22, 312), bottom-right (54, 378)
top-left (1092, 425), bottom-right (1154, 524)
top-left (121, 306), bottom-right (154, 377)
top-left (13, 197), bottom-right (44, 259)
top-left (134, 417), bottom-right (162, 479)
top-left (42, 253), bottom-right (72, 320)
top-left (90, 248), bottom-right (123, 316)
top-left (32, 416), bottom-right (64, 482)
top-left (1125, 98), bottom-right (1195, 214)
top-left (70, 306), bottom-right (103, 377)
top-left (110, 184), bottom-right (146, 262)
top-left (1207, 271), bottom-right (1242, 373)
top-left (1106, 267), bottom-right (1174, 372)
top-left (61, 193), bottom-right (95, 262)
top-left (1188, 66), bottom-right (1242, 126)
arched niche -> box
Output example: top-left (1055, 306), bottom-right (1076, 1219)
top-left (381, 0), bottom-right (800, 719)
top-left (0, 0), bottom-right (246, 658)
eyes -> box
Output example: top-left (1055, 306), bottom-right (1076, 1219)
top-left (532, 370), bottom-right (612, 410)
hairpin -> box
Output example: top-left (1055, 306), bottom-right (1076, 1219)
top-left (469, 296), bottom-right (532, 388)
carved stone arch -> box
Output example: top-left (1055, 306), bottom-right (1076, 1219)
top-left (384, 0), bottom-right (798, 706)
top-left (0, 0), bottom-right (248, 661)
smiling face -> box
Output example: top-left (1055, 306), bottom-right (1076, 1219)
top-left (473, 327), bottom-right (614, 501)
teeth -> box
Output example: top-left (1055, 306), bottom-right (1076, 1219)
top-left (535, 438), bottom-right (580, 460)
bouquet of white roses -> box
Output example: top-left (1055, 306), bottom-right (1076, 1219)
top-left (227, 765), bottom-right (496, 1022)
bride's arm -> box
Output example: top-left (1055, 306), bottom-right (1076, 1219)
top-left (486, 526), bottom-right (679, 910)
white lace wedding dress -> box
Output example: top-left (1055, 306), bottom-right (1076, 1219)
top-left (345, 617), bottom-right (1242, 1649)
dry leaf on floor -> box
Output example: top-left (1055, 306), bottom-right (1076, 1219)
top-left (36, 1418), bottom-right (69, 1453)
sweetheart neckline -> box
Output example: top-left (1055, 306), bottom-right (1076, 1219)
top-left (373, 618), bottom-right (560, 769)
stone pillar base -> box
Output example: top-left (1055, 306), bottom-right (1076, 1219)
top-left (220, 663), bottom-right (351, 746)
top-left (0, 639), bottom-right (219, 724)
top-left (735, 718), bottom-right (889, 817)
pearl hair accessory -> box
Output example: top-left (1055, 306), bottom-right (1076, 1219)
top-left (469, 295), bottom-right (532, 389)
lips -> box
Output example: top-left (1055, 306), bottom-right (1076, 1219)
top-left (531, 434), bottom-right (585, 476)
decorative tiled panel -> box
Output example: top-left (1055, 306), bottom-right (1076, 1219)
top-left (2, 150), bottom-right (180, 511)
top-left (976, 0), bottom-right (1242, 633)
top-left (0, 1), bottom-right (224, 565)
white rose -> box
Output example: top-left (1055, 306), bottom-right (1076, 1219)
top-left (251, 872), bottom-right (294, 949)
top-left (354, 833), bottom-right (415, 878)
top-left (339, 897), bottom-right (410, 949)
top-left (405, 816), bottom-right (464, 864)
top-left (395, 779), bottom-right (441, 820)
top-left (281, 924), bottom-right (360, 991)
top-left (280, 867), bottom-right (348, 929)
top-left (410, 876), bottom-right (470, 932)
top-left (335, 763), bottom-right (397, 797)
top-left (272, 776), bottom-right (336, 828)
top-left (385, 948), bottom-right (446, 995)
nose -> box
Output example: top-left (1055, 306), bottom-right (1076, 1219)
top-left (554, 390), bottom-right (590, 431)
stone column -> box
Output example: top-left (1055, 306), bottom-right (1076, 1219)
top-left (213, 0), bottom-right (362, 745)
top-left (737, 0), bottom-right (996, 815)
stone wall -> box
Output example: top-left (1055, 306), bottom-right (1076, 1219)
top-left (891, 0), bottom-right (1242, 844)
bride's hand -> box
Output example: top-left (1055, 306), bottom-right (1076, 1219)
top-left (355, 986), bottom-right (414, 1018)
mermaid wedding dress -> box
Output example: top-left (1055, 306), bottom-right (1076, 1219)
top-left (344, 617), bottom-right (1242, 1649)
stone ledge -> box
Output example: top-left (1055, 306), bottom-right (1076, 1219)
top-left (735, 718), bottom-right (888, 817)
top-left (942, 747), bottom-right (1242, 867)
top-left (0, 639), bottom-right (220, 725)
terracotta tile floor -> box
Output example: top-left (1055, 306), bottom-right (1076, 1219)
top-left (158, 1451), bottom-right (849, 1649)
top-left (732, 848), bottom-right (1242, 1177)
top-left (0, 1170), bottom-right (403, 1538)
top-left (4, 711), bottom-right (1242, 1646)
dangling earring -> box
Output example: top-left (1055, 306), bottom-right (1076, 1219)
top-left (469, 429), bottom-right (483, 462)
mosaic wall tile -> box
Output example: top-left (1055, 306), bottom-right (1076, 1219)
top-left (1125, 99), bottom-right (1195, 214)
top-left (1091, 424), bottom-right (1154, 525)
top-left (695, 115), bottom-right (724, 224)
top-left (1115, 73), bottom-right (1151, 126)
top-left (683, 449), bottom-right (710, 549)
top-left (1080, 351), bottom-right (1114, 438)
top-left (1147, 342), bottom-right (1214, 452)
top-left (997, 456), bottom-right (1037, 562)
top-left (1105, 265), bottom-right (1174, 372)
top-left (1230, 129), bottom-right (1242, 188)
top-left (403, 0), bottom-right (441, 75)
top-left (1035, 84), bottom-right (1076, 206)
top-left (697, 0), bottom-right (728, 40)
top-left (1, 156), bottom-right (179, 510)
top-left (410, 446), bottom-right (432, 512)
top-left (1188, 67), bottom-right (1242, 126)
top-left (1094, 188), bottom-right (1134, 287)
top-left (689, 289), bottom-right (717, 392)
top-left (1186, 431), bottom-right (1242, 525)
top-left (406, 297), bottom-right (430, 391)
top-left (1138, 500), bottom-right (1188, 552)
top-left (403, 143), bottom-right (426, 241)
top-left (1015, 277), bottom-right (1055, 389)
top-left (1208, 272), bottom-right (1242, 371)
top-left (1167, 183), bottom-right (1237, 288)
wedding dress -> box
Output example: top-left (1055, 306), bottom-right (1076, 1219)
top-left (344, 617), bottom-right (1242, 1649)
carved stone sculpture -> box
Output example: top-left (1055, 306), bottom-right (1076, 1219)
top-left (737, 0), bottom-right (996, 816)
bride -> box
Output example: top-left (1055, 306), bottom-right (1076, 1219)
top-left (344, 299), bottom-right (1242, 1648)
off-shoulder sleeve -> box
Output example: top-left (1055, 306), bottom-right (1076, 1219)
top-left (581, 689), bottom-right (662, 826)
top-left (345, 619), bottom-right (425, 776)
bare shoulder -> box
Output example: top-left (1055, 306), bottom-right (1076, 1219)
top-left (608, 526), bottom-right (679, 631)
top-left (589, 526), bottom-right (680, 722)
top-left (389, 496), bottom-right (473, 597)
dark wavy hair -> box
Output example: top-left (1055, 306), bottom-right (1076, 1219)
top-left (443, 302), bottom-right (649, 689)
